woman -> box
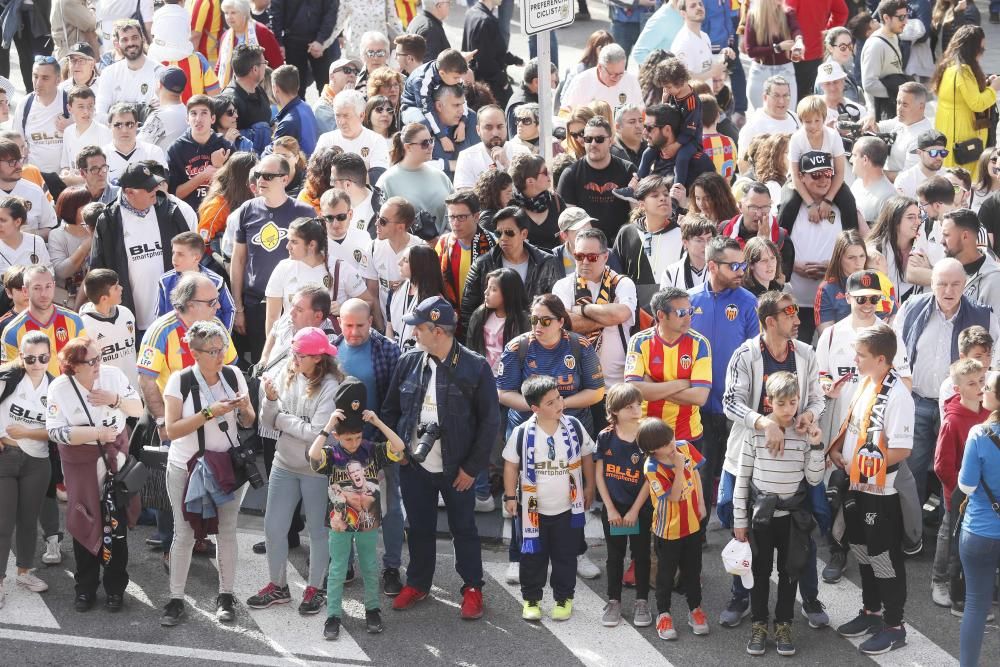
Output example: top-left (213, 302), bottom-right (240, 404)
top-left (366, 67), bottom-right (404, 112)
top-left (216, 0), bottom-right (284, 88)
top-left (0, 332), bottom-right (54, 606)
top-left (378, 123), bottom-right (453, 242)
top-left (46, 336), bottom-right (143, 612)
top-left (474, 169), bottom-right (514, 232)
top-left (363, 95), bottom-right (398, 140)
top-left (753, 132), bottom-right (791, 214)
top-left (561, 105), bottom-right (595, 159)
top-left (743, 237), bottom-right (788, 297)
top-left (971, 147), bottom-right (1000, 211)
top-left (686, 172), bottom-right (739, 226)
top-left (932, 25), bottom-right (1000, 174)
top-left (638, 49), bottom-right (671, 107)
top-left (933, 0), bottom-right (982, 55)
top-left (330, 2), bottom-right (404, 60)
top-left (814, 230), bottom-right (869, 334)
top-left (866, 196), bottom-right (921, 304)
top-left (297, 148), bottom-right (343, 214)
top-left (744, 0), bottom-right (803, 110)
top-left (49, 187), bottom-right (92, 306)
top-left (944, 166), bottom-right (975, 210)
top-left (212, 95), bottom-right (255, 153)
top-left (59, 49), bottom-right (98, 91)
top-left (198, 152), bottom-right (258, 249)
top-left (250, 327), bottom-right (341, 614)
top-left (817, 27), bottom-right (862, 103)
top-left (386, 245), bottom-right (444, 347)
top-left (955, 372), bottom-right (1000, 667)
top-left (558, 30), bottom-right (615, 110)
top-left (510, 153), bottom-right (564, 252)
top-left (508, 103), bottom-right (542, 155)
top-left (273, 136), bottom-right (307, 197)
top-left (160, 321), bottom-right (255, 625)
top-left (0, 196), bottom-right (50, 274)
top-left (466, 268), bottom-right (530, 374)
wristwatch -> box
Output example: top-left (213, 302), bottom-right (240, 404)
top-left (201, 407), bottom-right (214, 421)
top-left (319, 430), bottom-right (332, 439)
top-left (155, 417), bottom-right (165, 428)
top-left (503, 495), bottom-right (517, 502)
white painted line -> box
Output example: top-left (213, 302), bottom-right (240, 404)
top-left (483, 561), bottom-right (674, 667)
top-left (0, 628), bottom-right (364, 666)
top-left (0, 561), bottom-right (60, 628)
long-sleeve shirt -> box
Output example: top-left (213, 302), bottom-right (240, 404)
top-left (742, 8), bottom-right (801, 66)
top-left (785, 0), bottom-right (848, 61)
top-left (860, 31), bottom-right (905, 111)
top-left (733, 431), bottom-right (825, 528)
top-left (261, 366), bottom-right (339, 476)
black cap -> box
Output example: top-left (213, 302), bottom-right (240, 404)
top-left (158, 66), bottom-right (188, 95)
top-left (914, 129), bottom-right (948, 152)
top-left (799, 150), bottom-right (833, 173)
top-left (402, 296), bottom-right (456, 327)
top-left (66, 42), bottom-right (96, 60)
top-left (846, 269), bottom-right (884, 296)
top-left (334, 377), bottom-right (367, 433)
top-left (118, 163), bottom-right (165, 190)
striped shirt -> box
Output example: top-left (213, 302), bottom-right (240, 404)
top-left (702, 132), bottom-right (736, 181)
top-left (137, 311), bottom-right (237, 393)
top-left (161, 53), bottom-right (221, 103)
top-left (646, 442), bottom-right (704, 540)
top-left (187, 0), bottom-right (225, 63)
top-left (1, 307), bottom-right (87, 376)
top-left (732, 431), bottom-right (826, 529)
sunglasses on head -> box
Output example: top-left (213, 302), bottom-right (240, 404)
top-left (573, 252), bottom-right (605, 262)
top-left (23, 353), bottom-right (51, 365)
top-left (852, 294), bottom-right (881, 305)
top-left (924, 148), bottom-right (949, 158)
top-left (530, 315), bottom-right (556, 327)
top-left (323, 213), bottom-right (350, 223)
top-left (498, 228), bottom-right (519, 237)
top-left (583, 136), bottom-right (608, 144)
top-left (34, 55), bottom-right (57, 65)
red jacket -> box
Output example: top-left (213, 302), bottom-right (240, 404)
top-left (934, 394), bottom-right (990, 509)
top-left (785, 0), bottom-right (848, 61)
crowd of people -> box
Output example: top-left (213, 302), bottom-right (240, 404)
top-left (0, 0), bottom-right (999, 664)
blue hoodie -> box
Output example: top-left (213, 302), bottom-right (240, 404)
top-left (273, 97), bottom-right (318, 155)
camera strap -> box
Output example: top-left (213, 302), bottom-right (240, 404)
top-left (180, 366), bottom-right (241, 457)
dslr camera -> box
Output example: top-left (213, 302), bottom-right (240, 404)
top-left (411, 422), bottom-right (441, 463)
top-left (221, 420), bottom-right (265, 489)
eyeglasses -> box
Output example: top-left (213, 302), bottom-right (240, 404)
top-left (573, 252), bottom-right (606, 262)
top-left (323, 213), bottom-right (350, 223)
top-left (34, 55), bottom-right (57, 65)
top-left (515, 117), bottom-right (536, 125)
top-left (374, 105), bottom-right (393, 114)
top-left (337, 66), bottom-right (359, 76)
top-left (924, 148), bottom-right (949, 158)
top-left (530, 315), bottom-right (556, 327)
top-left (807, 170), bottom-right (834, 180)
top-left (780, 304), bottom-right (800, 317)
top-left (498, 228), bottom-right (519, 237)
top-left (407, 138), bottom-right (435, 149)
top-left (255, 172), bottom-right (285, 181)
top-left (834, 42), bottom-right (854, 51)
top-left (727, 261), bottom-right (748, 272)
top-left (365, 49), bottom-right (387, 58)
top-left (447, 213), bottom-right (473, 222)
top-left (583, 136), bottom-right (608, 144)
top-left (0, 157), bottom-right (23, 168)
top-left (670, 307), bottom-right (695, 318)
top-left (84, 164), bottom-right (109, 175)
top-left (893, 12), bottom-right (909, 20)
top-left (744, 204), bottom-right (769, 214)
top-left (190, 297), bottom-right (220, 308)
top-left (546, 435), bottom-right (556, 460)
top-left (194, 347), bottom-right (226, 357)
top-left (112, 121), bottom-right (136, 129)
top-left (852, 295), bottom-right (881, 305)
top-left (22, 353), bottom-right (51, 365)
top-left (376, 215), bottom-right (394, 226)
top-left (954, 184), bottom-right (968, 195)
top-left (80, 356), bottom-right (100, 367)
top-left (224, 108), bottom-right (237, 117)
top-left (643, 124), bottom-right (661, 131)
top-left (568, 130), bottom-right (584, 140)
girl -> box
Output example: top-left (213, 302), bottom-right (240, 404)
top-left (386, 245), bottom-right (444, 348)
top-left (686, 172), bottom-right (739, 227)
top-left (743, 237), bottom-right (788, 297)
top-left (0, 196), bottom-right (50, 273)
top-left (814, 230), bottom-right (868, 334)
top-left (466, 268), bottom-right (531, 374)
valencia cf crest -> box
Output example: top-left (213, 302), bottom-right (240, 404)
top-left (351, 400), bottom-right (360, 411)
top-left (564, 354), bottom-right (576, 370)
top-left (630, 452), bottom-right (640, 465)
top-left (618, 93), bottom-right (626, 104)
top-left (141, 83), bottom-right (148, 95)
top-left (679, 354), bottom-right (692, 370)
top-left (353, 249), bottom-right (363, 263)
top-left (127, 322), bottom-right (134, 335)
top-left (23, 199), bottom-right (31, 211)
top-left (361, 147), bottom-right (370, 158)
top-left (858, 446), bottom-right (885, 479)
top-left (725, 304), bottom-right (738, 321)
top-left (323, 274), bottom-right (332, 288)
top-left (55, 327), bottom-right (68, 343)
top-left (430, 308), bottom-right (440, 321)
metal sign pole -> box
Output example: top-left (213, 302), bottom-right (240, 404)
top-left (537, 30), bottom-right (553, 166)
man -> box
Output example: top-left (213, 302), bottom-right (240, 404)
top-left (15, 56), bottom-right (66, 178)
top-left (383, 296), bottom-right (500, 620)
top-left (394, 34), bottom-right (427, 77)
top-left (941, 208), bottom-right (1000, 308)
top-left (786, 0), bottom-right (849, 100)
top-left (701, 0), bottom-right (746, 118)
top-left (75, 145), bottom-right (119, 204)
top-left (331, 151), bottom-right (385, 237)
top-left (371, 197), bottom-right (423, 321)
top-left (103, 103), bottom-right (168, 184)
top-left (271, 65), bottom-right (319, 155)
top-left (424, 84), bottom-right (480, 180)
top-left (316, 90), bottom-right (391, 183)
top-left (462, 0), bottom-right (520, 107)
top-left (661, 215), bottom-right (716, 290)
top-left (850, 136), bottom-right (897, 223)
top-left (553, 229), bottom-right (636, 389)
top-left (320, 188), bottom-right (383, 328)
top-left (720, 289), bottom-right (828, 629)
top-left (737, 76), bottom-right (799, 157)
top-left (720, 181), bottom-right (793, 278)
top-left (505, 58), bottom-right (558, 137)
top-left (671, 0), bottom-right (730, 81)
top-left (90, 163), bottom-right (191, 336)
top-left (138, 67), bottom-right (192, 153)
top-left (331, 298), bottom-right (404, 595)
top-left (874, 82), bottom-right (933, 179)
top-left (354, 32), bottom-right (392, 93)
top-left (270, 0), bottom-right (338, 97)
top-left (1, 266), bottom-right (85, 375)
top-left (230, 154), bottom-right (316, 361)
top-left (557, 116), bottom-right (636, 243)
top-left (625, 102), bottom-right (715, 187)
top-left (167, 95), bottom-right (233, 210)
top-left (435, 191), bottom-right (495, 336)
top-left (454, 105), bottom-right (524, 190)
top-left (910, 176), bottom-right (960, 275)
top-left (611, 104), bottom-right (646, 168)
top-left (312, 57), bottom-right (362, 135)
top-left (187, 0), bottom-right (226, 63)
top-left (560, 43), bottom-right (643, 112)
top-left (0, 140), bottom-right (59, 240)
top-left (552, 207), bottom-right (594, 278)
top-left (895, 130), bottom-right (948, 199)
top-left (407, 0), bottom-right (451, 63)
top-left (860, 0), bottom-right (909, 119)
top-left (222, 44), bottom-right (273, 132)
top-left (95, 20), bottom-right (162, 118)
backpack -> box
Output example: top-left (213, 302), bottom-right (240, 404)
top-left (21, 90), bottom-right (69, 135)
top-left (516, 330), bottom-right (584, 370)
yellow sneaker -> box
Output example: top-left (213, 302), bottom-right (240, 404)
top-left (551, 598), bottom-right (573, 621)
top-left (522, 600), bottom-right (542, 621)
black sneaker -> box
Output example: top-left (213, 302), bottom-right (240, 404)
top-left (366, 609), bottom-right (384, 634)
top-left (298, 586), bottom-right (326, 615)
top-left (859, 626), bottom-right (907, 655)
top-left (324, 615), bottom-right (341, 641)
top-left (746, 621), bottom-right (767, 655)
top-left (611, 187), bottom-right (638, 204)
top-left (345, 565), bottom-right (356, 584)
top-left (822, 550), bottom-right (847, 583)
top-left (216, 593), bottom-right (236, 622)
top-left (74, 593), bottom-right (95, 612)
top-left (145, 536), bottom-right (164, 549)
top-left (105, 594), bottom-right (123, 612)
top-left (382, 568), bottom-right (402, 596)
top-left (837, 609), bottom-right (884, 637)
top-left (161, 599), bottom-right (184, 626)
top-left (252, 541), bottom-right (266, 555)
top-left (774, 622), bottom-right (796, 656)
top-left (247, 583), bottom-right (292, 608)
top-left (719, 594), bottom-right (750, 627)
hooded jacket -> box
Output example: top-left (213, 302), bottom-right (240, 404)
top-left (963, 252), bottom-right (1000, 310)
top-left (934, 393), bottom-right (991, 509)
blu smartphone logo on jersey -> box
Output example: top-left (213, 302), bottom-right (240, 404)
top-left (129, 240), bottom-right (163, 259)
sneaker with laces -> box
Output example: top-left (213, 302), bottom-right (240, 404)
top-left (633, 599), bottom-right (653, 627)
top-left (15, 570), bottom-right (48, 592)
top-left (299, 586), bottom-right (326, 615)
top-left (41, 536), bottom-right (61, 565)
top-left (800, 597), bottom-right (829, 628)
top-left (931, 581), bottom-right (952, 607)
top-left (216, 593), bottom-right (236, 622)
top-left (576, 555), bottom-right (600, 579)
top-left (522, 600), bottom-right (542, 621)
top-left (160, 599), bottom-right (185, 626)
top-left (774, 622), bottom-right (795, 656)
top-left (382, 568), bottom-right (402, 596)
top-left (612, 187), bottom-right (638, 204)
top-left (324, 615), bottom-right (341, 640)
top-left (461, 587), bottom-right (484, 619)
top-left (505, 561), bottom-right (520, 584)
top-left (747, 621), bottom-right (768, 655)
top-left (622, 560), bottom-right (636, 588)
top-left (247, 583), bottom-right (292, 609)
top-left (656, 612), bottom-right (678, 640)
top-left (602, 600), bottom-right (621, 627)
top-left (837, 609), bottom-right (884, 637)
top-left (822, 550), bottom-right (847, 583)
top-left (859, 626), bottom-right (907, 655)
top-left (366, 609), bottom-right (384, 633)
top-left (688, 607), bottom-right (710, 635)
top-left (392, 585), bottom-right (428, 611)
top-left (552, 598), bottom-right (573, 621)
top-left (475, 496), bottom-right (495, 513)
top-left (719, 594), bottom-right (750, 627)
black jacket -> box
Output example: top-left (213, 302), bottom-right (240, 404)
top-left (90, 193), bottom-right (190, 320)
top-left (407, 10), bottom-right (449, 63)
top-left (270, 0), bottom-right (337, 43)
top-left (462, 2), bottom-right (515, 104)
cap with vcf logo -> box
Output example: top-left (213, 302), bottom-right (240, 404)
top-left (403, 296), bottom-right (457, 327)
top-left (334, 377), bottom-right (367, 433)
top-left (799, 150), bottom-right (833, 174)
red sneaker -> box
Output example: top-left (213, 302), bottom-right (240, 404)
top-left (392, 585), bottom-right (428, 611)
top-left (622, 560), bottom-right (636, 588)
top-left (461, 587), bottom-right (484, 620)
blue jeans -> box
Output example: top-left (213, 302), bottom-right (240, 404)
top-left (381, 462), bottom-right (404, 569)
top-left (528, 31), bottom-right (559, 68)
top-left (910, 395), bottom-right (941, 504)
top-left (958, 530), bottom-right (1000, 666)
top-left (264, 466), bottom-right (330, 589)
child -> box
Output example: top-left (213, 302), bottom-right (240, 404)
top-left (650, 57), bottom-right (702, 187)
top-left (59, 86), bottom-right (111, 184)
top-left (401, 48), bottom-right (468, 148)
top-left (636, 418), bottom-right (708, 641)
top-left (699, 95), bottom-right (736, 181)
top-left (155, 231), bottom-right (235, 330)
top-left (660, 215), bottom-right (715, 290)
top-left (733, 371), bottom-right (825, 657)
top-left (308, 378), bottom-right (406, 641)
top-left (939, 325), bottom-right (993, 416)
top-left (78, 268), bottom-right (139, 389)
top-left (595, 384), bottom-right (652, 628)
top-left (933, 358), bottom-right (990, 613)
top-left (502, 375), bottom-right (595, 622)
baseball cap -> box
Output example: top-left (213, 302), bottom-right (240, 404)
top-left (815, 60), bottom-right (848, 85)
top-left (330, 57), bottom-right (362, 74)
top-left (846, 269), bottom-right (884, 296)
top-left (118, 163), bottom-right (164, 190)
top-left (66, 42), bottom-right (96, 60)
top-left (913, 129), bottom-right (949, 152)
top-left (402, 296), bottom-right (456, 327)
top-left (558, 206), bottom-right (595, 233)
top-left (334, 377), bottom-right (367, 433)
top-left (158, 66), bottom-right (187, 95)
top-left (799, 151), bottom-right (834, 174)
top-left (292, 327), bottom-right (338, 356)
top-left (721, 538), bottom-right (754, 589)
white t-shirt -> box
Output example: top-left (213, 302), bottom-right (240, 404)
top-left (0, 232), bottom-right (51, 272)
top-left (453, 142), bottom-right (529, 190)
top-left (329, 229), bottom-right (377, 281)
top-left (502, 419), bottom-right (596, 516)
top-left (670, 26), bottom-right (715, 79)
top-left (163, 367), bottom-right (248, 468)
top-left (372, 234), bottom-right (422, 317)
top-left (788, 204), bottom-right (842, 306)
top-left (851, 175), bottom-right (897, 226)
top-left (95, 58), bottom-right (162, 119)
top-left (314, 127), bottom-right (390, 173)
top-left (893, 163), bottom-right (929, 199)
top-left (0, 373), bottom-right (49, 457)
top-left (137, 103), bottom-right (189, 154)
top-left (738, 110), bottom-right (800, 157)
top-left (16, 93), bottom-right (66, 173)
top-left (552, 273), bottom-right (637, 386)
top-left (417, 359), bottom-right (443, 473)
top-left (841, 375), bottom-right (914, 495)
top-left (560, 67), bottom-right (645, 112)
top-left (879, 116), bottom-right (933, 173)
top-left (1, 180), bottom-right (58, 236)
top-left (79, 303), bottom-right (139, 389)
top-left (388, 281), bottom-right (419, 346)
top-left (46, 366), bottom-right (139, 439)
top-left (120, 205), bottom-right (167, 328)
top-left (104, 140), bottom-right (168, 185)
top-left (788, 126), bottom-right (846, 165)
top-left (61, 122), bottom-right (113, 172)
top-left (265, 258), bottom-right (366, 312)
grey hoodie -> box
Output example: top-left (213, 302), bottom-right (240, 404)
top-left (262, 361), bottom-right (339, 476)
top-left (963, 252), bottom-right (1000, 311)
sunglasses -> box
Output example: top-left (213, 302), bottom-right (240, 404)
top-left (583, 136), bottom-right (608, 144)
top-left (568, 130), bottom-right (584, 140)
top-left (516, 117), bottom-right (536, 125)
top-left (573, 252), bottom-right (605, 262)
top-left (834, 42), bottom-right (854, 51)
top-left (407, 138), bottom-right (435, 149)
top-left (530, 315), bottom-right (556, 327)
top-left (498, 228), bottom-right (519, 237)
top-left (323, 213), bottom-right (349, 223)
top-left (807, 170), bottom-right (833, 180)
top-left (224, 108), bottom-right (237, 117)
top-left (374, 105), bottom-right (393, 114)
top-left (34, 55), bottom-right (58, 65)
top-left (670, 307), bottom-right (695, 318)
top-left (256, 172), bottom-right (285, 180)
top-left (727, 261), bottom-right (748, 272)
top-left (852, 295), bottom-right (881, 305)
top-left (546, 435), bottom-right (556, 460)
top-left (194, 347), bottom-right (226, 357)
top-left (924, 148), bottom-right (949, 158)
top-left (643, 124), bottom-right (661, 131)
top-left (780, 304), bottom-right (800, 316)
top-left (365, 49), bottom-right (387, 58)
top-left (112, 121), bottom-right (136, 129)
top-left (80, 355), bottom-right (100, 367)
top-left (23, 353), bottom-right (51, 365)
top-left (338, 66), bottom-right (359, 76)
top-left (376, 215), bottom-right (394, 226)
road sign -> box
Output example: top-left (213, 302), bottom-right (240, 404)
top-left (520, 0), bottom-right (575, 36)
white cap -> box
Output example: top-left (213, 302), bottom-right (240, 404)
top-left (815, 61), bottom-right (847, 85)
top-left (721, 538), bottom-right (754, 589)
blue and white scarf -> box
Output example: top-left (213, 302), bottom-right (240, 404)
top-left (520, 415), bottom-right (585, 554)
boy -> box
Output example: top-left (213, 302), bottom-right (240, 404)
top-left (0, 265), bottom-right (28, 334)
top-left (660, 215), bottom-right (715, 290)
top-left (59, 86), bottom-right (112, 185)
top-left (733, 371), bottom-right (825, 657)
top-left (401, 49), bottom-right (469, 149)
top-left (933, 358), bottom-right (990, 612)
top-left (699, 95), bottom-right (736, 181)
top-left (637, 418), bottom-right (709, 641)
top-left (155, 231), bottom-right (235, 330)
top-left (79, 268), bottom-right (139, 389)
top-left (650, 58), bottom-right (702, 187)
top-left (939, 325), bottom-right (993, 416)
top-left (166, 94), bottom-right (233, 209)
top-left (503, 375), bottom-right (595, 622)
top-left (308, 378), bottom-right (406, 641)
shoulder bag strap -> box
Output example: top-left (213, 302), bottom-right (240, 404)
top-left (981, 432), bottom-right (1000, 517)
top-left (69, 376), bottom-right (116, 470)
top-left (180, 368), bottom-right (206, 457)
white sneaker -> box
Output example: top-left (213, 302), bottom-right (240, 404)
top-left (505, 561), bottom-right (520, 584)
top-left (16, 570), bottom-right (48, 592)
top-left (932, 581), bottom-right (951, 608)
top-left (475, 496), bottom-right (495, 513)
top-left (41, 536), bottom-right (61, 565)
top-left (576, 555), bottom-right (600, 579)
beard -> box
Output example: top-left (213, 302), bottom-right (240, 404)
top-left (486, 136), bottom-right (504, 149)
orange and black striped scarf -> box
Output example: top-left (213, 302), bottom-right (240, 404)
top-left (574, 267), bottom-right (619, 350)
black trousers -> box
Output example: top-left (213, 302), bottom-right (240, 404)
top-left (73, 521), bottom-right (129, 598)
top-left (235, 300), bottom-right (268, 365)
top-left (0, 11), bottom-right (52, 92)
top-left (699, 414), bottom-right (731, 510)
top-left (794, 59), bottom-right (821, 104)
top-left (602, 501), bottom-right (652, 600)
top-left (654, 531), bottom-right (703, 613)
top-left (846, 491), bottom-right (907, 627)
top-left (284, 39), bottom-right (338, 97)
top-left (750, 514), bottom-right (797, 623)
top-left (520, 511), bottom-right (580, 603)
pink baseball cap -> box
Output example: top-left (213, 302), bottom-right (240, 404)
top-left (292, 327), bottom-right (338, 356)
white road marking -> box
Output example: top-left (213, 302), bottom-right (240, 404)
top-left (0, 561), bottom-right (60, 628)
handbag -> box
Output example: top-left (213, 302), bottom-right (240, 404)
top-left (952, 64), bottom-right (986, 164)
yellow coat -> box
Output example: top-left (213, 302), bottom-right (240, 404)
top-left (935, 64), bottom-right (998, 176)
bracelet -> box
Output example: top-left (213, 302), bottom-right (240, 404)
top-left (201, 406), bottom-right (214, 421)
top-left (111, 394), bottom-right (121, 410)
top-left (319, 429), bottom-right (331, 439)
top-left (580, 303), bottom-right (588, 318)
top-left (503, 495), bottom-right (517, 502)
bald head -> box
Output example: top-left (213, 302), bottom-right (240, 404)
top-left (931, 257), bottom-right (966, 315)
top-left (341, 298), bottom-right (371, 318)
top-left (339, 298), bottom-right (373, 346)
top-left (932, 258), bottom-right (965, 285)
